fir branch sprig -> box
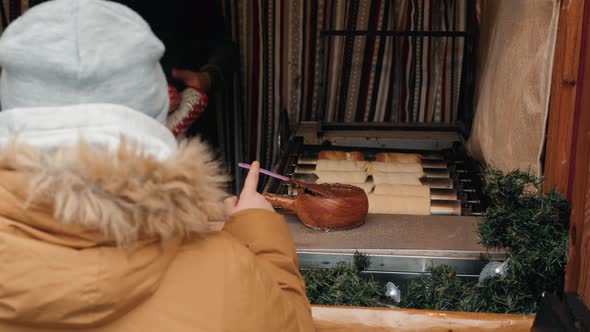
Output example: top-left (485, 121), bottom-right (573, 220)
top-left (402, 265), bottom-right (464, 311)
top-left (301, 252), bottom-right (384, 307)
top-left (402, 169), bottom-right (570, 314)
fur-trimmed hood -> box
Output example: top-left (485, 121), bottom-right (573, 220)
top-left (0, 139), bottom-right (228, 245)
top-left (0, 140), bottom-right (228, 327)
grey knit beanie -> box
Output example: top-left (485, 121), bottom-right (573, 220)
top-left (0, 0), bottom-right (169, 123)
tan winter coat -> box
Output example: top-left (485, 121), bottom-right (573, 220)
top-left (0, 142), bottom-right (314, 332)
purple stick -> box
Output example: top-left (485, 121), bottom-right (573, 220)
top-left (238, 162), bottom-right (290, 182)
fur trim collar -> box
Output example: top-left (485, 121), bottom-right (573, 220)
top-left (0, 139), bottom-right (228, 245)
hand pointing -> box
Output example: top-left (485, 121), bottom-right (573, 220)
top-left (224, 161), bottom-right (275, 216)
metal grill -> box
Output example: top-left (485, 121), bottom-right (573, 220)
top-left (264, 130), bottom-right (485, 217)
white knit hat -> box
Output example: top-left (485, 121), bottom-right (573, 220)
top-left (0, 0), bottom-right (169, 121)
top-left (0, 0), bottom-right (177, 159)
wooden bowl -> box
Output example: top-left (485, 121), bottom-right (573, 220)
top-left (264, 182), bottom-right (368, 230)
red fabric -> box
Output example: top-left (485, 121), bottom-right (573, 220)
top-left (166, 87), bottom-right (208, 138)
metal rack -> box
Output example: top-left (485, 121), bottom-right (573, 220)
top-left (265, 136), bottom-right (486, 217)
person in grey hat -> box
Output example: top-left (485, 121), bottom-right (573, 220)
top-left (0, 1), bottom-right (315, 331)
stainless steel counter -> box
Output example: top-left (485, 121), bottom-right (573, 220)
top-left (287, 213), bottom-right (502, 284)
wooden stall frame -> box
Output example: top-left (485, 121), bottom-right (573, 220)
top-left (544, 0), bottom-right (590, 308)
top-left (544, 0), bottom-right (587, 197)
top-left (566, 0), bottom-right (590, 305)
top-left (312, 306), bottom-right (534, 332)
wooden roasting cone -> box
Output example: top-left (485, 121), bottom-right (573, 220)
top-left (264, 180), bottom-right (368, 231)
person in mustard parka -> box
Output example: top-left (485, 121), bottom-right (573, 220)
top-left (0, 0), bottom-right (314, 331)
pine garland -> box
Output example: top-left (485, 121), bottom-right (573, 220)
top-left (401, 169), bottom-right (569, 313)
top-left (301, 252), bottom-right (384, 307)
top-left (401, 265), bottom-right (539, 313)
top-left (300, 169), bottom-right (570, 314)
